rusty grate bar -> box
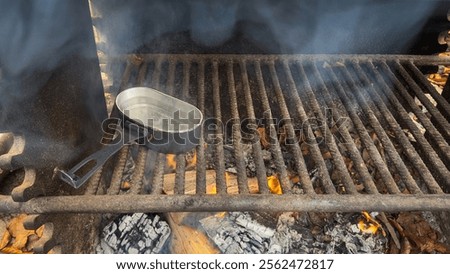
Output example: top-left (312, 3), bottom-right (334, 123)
top-left (239, 61), bottom-right (270, 194)
top-left (211, 60), bottom-right (227, 194)
top-left (195, 61), bottom-right (207, 194)
top-left (1, 54), bottom-right (450, 213)
top-left (1, 194), bottom-right (449, 213)
top-left (227, 61), bottom-right (249, 194)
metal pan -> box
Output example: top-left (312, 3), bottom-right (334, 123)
top-left (58, 87), bottom-right (203, 188)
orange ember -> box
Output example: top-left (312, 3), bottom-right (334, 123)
top-left (215, 212), bottom-right (226, 218)
top-left (357, 220), bottom-right (379, 234)
top-left (267, 175), bottom-right (282, 194)
top-left (166, 154), bottom-right (177, 170)
top-left (206, 183), bottom-right (217, 194)
top-left (357, 211), bottom-right (385, 236)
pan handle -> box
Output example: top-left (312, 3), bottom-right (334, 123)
top-left (59, 121), bottom-right (149, 188)
top-left (58, 140), bottom-right (126, 189)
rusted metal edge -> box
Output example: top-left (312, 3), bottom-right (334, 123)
top-left (100, 54), bottom-right (450, 66)
top-left (0, 194), bottom-right (449, 213)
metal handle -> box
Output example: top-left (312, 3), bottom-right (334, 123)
top-left (58, 140), bottom-right (126, 188)
top-left (59, 120), bottom-right (151, 188)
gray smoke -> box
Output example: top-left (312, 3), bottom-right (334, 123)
top-left (0, 1), bottom-right (88, 78)
top-left (91, 0), bottom-right (441, 54)
top-left (0, 0), bottom-right (94, 130)
top-left (0, 0), bottom-right (105, 169)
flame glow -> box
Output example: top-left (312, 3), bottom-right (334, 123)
top-left (215, 212), bottom-right (226, 218)
top-left (267, 175), bottom-right (282, 194)
top-left (206, 183), bottom-right (217, 194)
top-left (166, 154), bottom-right (177, 170)
top-left (357, 211), bottom-right (385, 236)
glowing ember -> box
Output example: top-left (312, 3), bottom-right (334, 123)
top-left (267, 175), bottom-right (282, 194)
top-left (166, 154), bottom-right (176, 170)
top-left (357, 220), bottom-right (379, 234)
top-left (215, 212), bottom-right (226, 218)
top-left (290, 175), bottom-right (300, 184)
top-left (357, 211), bottom-right (386, 236)
top-left (206, 183), bottom-right (217, 194)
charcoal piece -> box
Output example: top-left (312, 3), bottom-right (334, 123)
top-left (97, 213), bottom-right (170, 254)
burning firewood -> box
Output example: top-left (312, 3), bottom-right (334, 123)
top-left (163, 170), bottom-right (260, 194)
top-left (165, 212), bottom-right (219, 254)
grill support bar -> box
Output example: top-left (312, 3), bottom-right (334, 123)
top-left (1, 194), bottom-right (448, 213)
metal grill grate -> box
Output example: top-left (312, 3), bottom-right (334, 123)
top-left (1, 54), bottom-right (450, 213)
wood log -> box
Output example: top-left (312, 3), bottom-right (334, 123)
top-left (163, 170), bottom-right (260, 194)
top-left (165, 212), bottom-right (219, 254)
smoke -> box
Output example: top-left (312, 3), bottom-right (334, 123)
top-left (0, 0), bottom-right (105, 169)
top-left (0, 1), bottom-right (88, 78)
top-left (0, 0), bottom-right (444, 170)
top-left (0, 0), bottom-right (95, 130)
top-left (92, 0), bottom-right (442, 54)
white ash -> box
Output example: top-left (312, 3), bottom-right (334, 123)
top-left (269, 212), bottom-right (302, 253)
top-left (201, 212), bottom-right (387, 254)
top-left (225, 167), bottom-right (237, 174)
top-left (317, 213), bottom-right (387, 254)
top-left (96, 213), bottom-right (170, 254)
top-left (408, 112), bottom-right (426, 134)
top-left (244, 153), bottom-right (257, 177)
top-left (200, 212), bottom-right (274, 254)
top-left (242, 144), bottom-right (257, 177)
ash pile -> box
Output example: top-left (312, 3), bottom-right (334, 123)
top-left (201, 211), bottom-right (387, 254)
top-left (96, 213), bottom-right (170, 254)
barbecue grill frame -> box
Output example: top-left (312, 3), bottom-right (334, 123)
top-left (1, 53), bottom-right (450, 214)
